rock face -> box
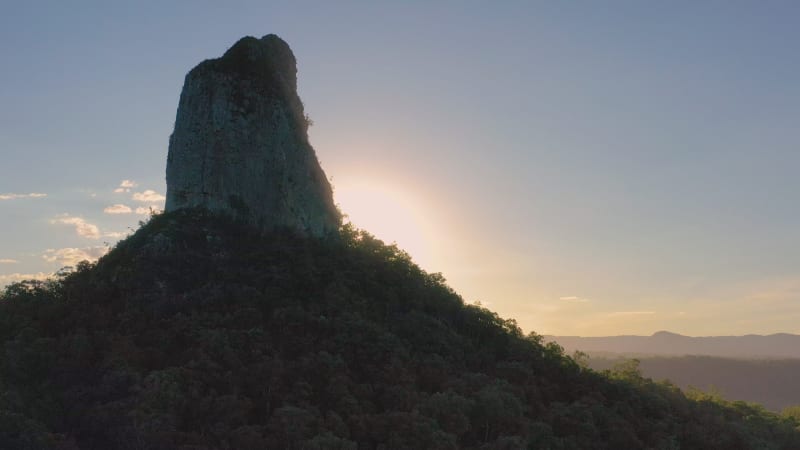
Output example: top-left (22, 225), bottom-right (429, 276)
top-left (165, 34), bottom-right (340, 236)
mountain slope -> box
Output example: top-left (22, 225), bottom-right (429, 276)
top-left (1, 210), bottom-right (799, 449)
top-left (585, 356), bottom-right (800, 412)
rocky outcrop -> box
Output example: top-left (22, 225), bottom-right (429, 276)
top-left (165, 34), bottom-right (340, 236)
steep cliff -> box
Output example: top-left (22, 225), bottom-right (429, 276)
top-left (165, 34), bottom-right (340, 236)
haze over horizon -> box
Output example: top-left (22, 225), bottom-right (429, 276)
top-left (1, 2), bottom-right (798, 337)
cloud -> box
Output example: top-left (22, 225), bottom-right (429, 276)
top-left (0, 193), bottom-right (47, 200)
top-left (745, 278), bottom-right (800, 305)
top-left (607, 311), bottom-right (656, 317)
top-left (135, 205), bottom-right (162, 215)
top-left (43, 247), bottom-right (108, 266)
top-left (104, 231), bottom-right (129, 239)
top-left (0, 272), bottom-right (52, 287)
top-left (132, 190), bottom-right (165, 202)
top-left (0, 259), bottom-right (18, 264)
top-left (51, 215), bottom-right (101, 239)
top-left (114, 180), bottom-right (138, 193)
top-left (104, 204), bottom-right (133, 214)
top-left (559, 296), bottom-right (589, 303)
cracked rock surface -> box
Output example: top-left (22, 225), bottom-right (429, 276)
top-left (165, 34), bottom-right (340, 236)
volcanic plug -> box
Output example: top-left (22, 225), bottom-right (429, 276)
top-left (165, 34), bottom-right (340, 236)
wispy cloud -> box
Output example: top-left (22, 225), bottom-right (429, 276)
top-left (560, 296), bottom-right (590, 303)
top-left (0, 259), bottom-right (19, 264)
top-left (132, 190), bottom-right (165, 202)
top-left (745, 278), bottom-right (800, 305)
top-left (135, 205), bottom-right (162, 215)
top-left (607, 311), bottom-right (656, 317)
top-left (0, 193), bottom-right (47, 200)
top-left (43, 247), bottom-right (108, 266)
top-left (114, 179), bottom-right (138, 193)
top-left (51, 215), bottom-right (101, 239)
top-left (104, 204), bottom-right (133, 214)
top-left (0, 272), bottom-right (52, 287)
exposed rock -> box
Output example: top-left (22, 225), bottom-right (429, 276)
top-left (165, 34), bottom-right (340, 236)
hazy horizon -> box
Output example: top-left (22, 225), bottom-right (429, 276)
top-left (1, 2), bottom-right (798, 337)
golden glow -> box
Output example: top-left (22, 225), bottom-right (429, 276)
top-left (335, 182), bottom-right (434, 270)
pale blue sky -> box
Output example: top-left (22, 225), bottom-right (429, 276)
top-left (1, 1), bottom-right (798, 336)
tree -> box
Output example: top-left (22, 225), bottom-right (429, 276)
top-left (782, 405), bottom-right (800, 424)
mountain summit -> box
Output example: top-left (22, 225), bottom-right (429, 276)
top-left (165, 34), bottom-right (340, 236)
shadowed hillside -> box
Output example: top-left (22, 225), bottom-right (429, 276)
top-left (586, 356), bottom-right (800, 413)
top-left (1, 210), bottom-right (800, 449)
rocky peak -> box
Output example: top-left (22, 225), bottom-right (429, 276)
top-left (165, 34), bottom-right (340, 237)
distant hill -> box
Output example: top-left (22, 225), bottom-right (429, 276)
top-left (547, 330), bottom-right (800, 358)
top-left (587, 356), bottom-right (800, 412)
top-left (2, 211), bottom-right (800, 449)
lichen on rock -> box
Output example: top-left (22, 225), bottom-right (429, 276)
top-left (165, 34), bottom-right (340, 237)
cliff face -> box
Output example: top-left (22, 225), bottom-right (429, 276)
top-left (165, 34), bottom-right (340, 236)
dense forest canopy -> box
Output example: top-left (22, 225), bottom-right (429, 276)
top-left (584, 355), bottom-right (800, 413)
top-left (1, 210), bottom-right (799, 449)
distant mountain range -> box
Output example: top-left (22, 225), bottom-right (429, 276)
top-left (546, 331), bottom-right (800, 359)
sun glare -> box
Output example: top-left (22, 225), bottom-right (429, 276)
top-left (335, 183), bottom-right (434, 270)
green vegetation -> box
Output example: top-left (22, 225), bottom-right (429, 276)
top-left (586, 355), bottom-right (800, 412)
top-left (783, 406), bottom-right (800, 423)
top-left (1, 210), bottom-right (799, 449)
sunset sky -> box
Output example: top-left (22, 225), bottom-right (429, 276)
top-left (1, 1), bottom-right (798, 336)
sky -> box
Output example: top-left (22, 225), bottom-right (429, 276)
top-left (1, 1), bottom-right (798, 337)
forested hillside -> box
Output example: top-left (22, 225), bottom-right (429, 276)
top-left (1, 210), bottom-right (799, 449)
top-left (586, 356), bottom-right (800, 413)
